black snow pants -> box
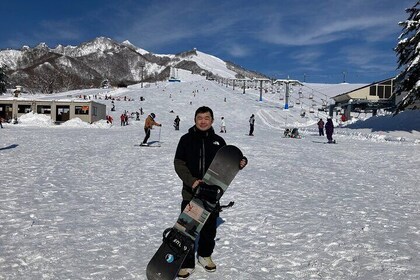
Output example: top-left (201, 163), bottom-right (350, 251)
top-left (180, 200), bottom-right (219, 269)
top-left (143, 128), bottom-right (151, 144)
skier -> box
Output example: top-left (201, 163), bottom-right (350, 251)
top-left (174, 115), bottom-right (180, 130)
top-left (141, 113), bottom-right (161, 146)
top-left (220, 117), bottom-right (226, 133)
top-left (174, 106), bottom-right (247, 279)
top-left (249, 114), bottom-right (255, 136)
top-left (325, 117), bottom-right (335, 143)
top-left (317, 118), bottom-right (325, 136)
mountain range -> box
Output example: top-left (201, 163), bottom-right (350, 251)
top-left (0, 37), bottom-right (267, 93)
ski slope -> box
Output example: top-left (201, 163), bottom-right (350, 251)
top-left (1, 79), bottom-right (419, 279)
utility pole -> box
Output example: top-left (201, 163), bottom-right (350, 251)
top-left (139, 62), bottom-right (145, 88)
top-left (272, 78), bottom-right (302, 109)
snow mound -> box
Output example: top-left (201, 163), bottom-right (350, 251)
top-left (345, 110), bottom-right (420, 132)
top-left (60, 118), bottom-right (111, 128)
top-left (18, 112), bottom-right (54, 127)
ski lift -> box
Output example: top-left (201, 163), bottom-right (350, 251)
top-left (309, 94), bottom-right (314, 99)
top-left (299, 91), bottom-right (303, 98)
top-left (309, 107), bottom-right (315, 113)
top-left (296, 99), bottom-right (301, 105)
top-left (300, 109), bottom-right (306, 117)
top-left (279, 95), bottom-right (284, 100)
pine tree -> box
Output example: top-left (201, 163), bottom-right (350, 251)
top-left (0, 65), bottom-right (9, 94)
top-left (394, 1), bottom-right (420, 113)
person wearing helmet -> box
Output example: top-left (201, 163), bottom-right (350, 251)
top-left (141, 113), bottom-right (161, 146)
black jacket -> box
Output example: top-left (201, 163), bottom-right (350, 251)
top-left (174, 125), bottom-right (226, 200)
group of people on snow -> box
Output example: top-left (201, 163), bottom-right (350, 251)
top-left (318, 118), bottom-right (335, 143)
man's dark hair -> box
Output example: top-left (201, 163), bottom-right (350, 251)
top-left (194, 106), bottom-right (214, 120)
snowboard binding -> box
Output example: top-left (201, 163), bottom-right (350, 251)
top-left (193, 183), bottom-right (224, 212)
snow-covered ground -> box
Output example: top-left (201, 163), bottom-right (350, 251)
top-left (1, 78), bottom-right (419, 279)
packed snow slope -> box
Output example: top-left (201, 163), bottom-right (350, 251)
top-left (1, 79), bottom-right (419, 280)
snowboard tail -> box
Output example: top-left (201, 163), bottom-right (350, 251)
top-left (146, 228), bottom-right (194, 280)
top-left (146, 145), bottom-right (243, 280)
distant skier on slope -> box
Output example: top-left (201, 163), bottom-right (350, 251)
top-left (220, 117), bottom-right (226, 133)
top-left (141, 113), bottom-right (161, 146)
top-left (249, 114), bottom-right (255, 136)
top-left (174, 115), bottom-right (180, 130)
top-left (325, 117), bottom-right (335, 143)
top-left (317, 118), bottom-right (325, 136)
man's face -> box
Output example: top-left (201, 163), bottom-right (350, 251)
top-left (195, 112), bottom-right (213, 131)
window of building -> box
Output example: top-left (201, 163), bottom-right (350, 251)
top-left (377, 86), bottom-right (384, 99)
top-left (37, 105), bottom-right (51, 114)
top-left (75, 105), bottom-right (89, 115)
top-left (385, 86), bottom-right (392, 98)
top-left (18, 104), bottom-right (32, 113)
top-left (369, 86), bottom-right (376, 96)
top-left (93, 106), bottom-right (97, 116)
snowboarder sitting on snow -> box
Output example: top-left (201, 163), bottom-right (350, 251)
top-left (141, 113), bottom-right (161, 146)
top-left (284, 128), bottom-right (291, 137)
top-left (174, 106), bottom-right (248, 279)
top-left (290, 128), bottom-right (300, 138)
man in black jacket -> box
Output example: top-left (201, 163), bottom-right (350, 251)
top-left (174, 106), bottom-right (247, 279)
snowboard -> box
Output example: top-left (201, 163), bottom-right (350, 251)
top-left (146, 145), bottom-right (243, 280)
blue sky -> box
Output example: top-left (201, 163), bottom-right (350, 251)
top-left (0, 0), bottom-right (415, 83)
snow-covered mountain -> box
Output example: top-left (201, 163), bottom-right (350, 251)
top-left (0, 37), bottom-right (267, 93)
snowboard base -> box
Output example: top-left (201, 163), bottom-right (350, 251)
top-left (146, 228), bottom-right (193, 280)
